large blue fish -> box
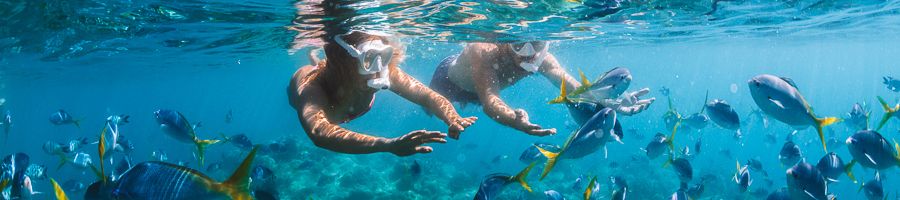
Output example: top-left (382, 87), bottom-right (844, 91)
top-left (535, 108), bottom-right (621, 179)
top-left (814, 152), bottom-right (856, 183)
top-left (845, 130), bottom-right (900, 170)
top-left (154, 109), bottom-right (220, 166)
top-left (49, 109), bottom-right (81, 128)
top-left (563, 67), bottom-right (632, 99)
top-left (548, 78), bottom-right (624, 139)
top-left (519, 143), bottom-right (561, 164)
top-left (779, 140), bottom-right (802, 167)
top-left (474, 163), bottom-right (535, 200)
top-left (748, 74), bottom-right (839, 152)
top-left (85, 147), bottom-right (258, 200)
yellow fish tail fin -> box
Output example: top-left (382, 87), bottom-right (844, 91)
top-left (512, 162), bottom-right (537, 193)
top-left (583, 176), bottom-right (598, 200)
top-left (814, 117), bottom-right (839, 152)
top-left (845, 159), bottom-right (857, 183)
top-left (876, 96), bottom-right (898, 131)
top-left (51, 178), bottom-right (69, 200)
top-left (663, 154), bottom-right (674, 168)
top-left (548, 80), bottom-right (569, 104)
top-left (578, 69), bottom-right (591, 86)
top-left (194, 138), bottom-right (222, 167)
top-left (667, 120), bottom-right (681, 152)
top-left (218, 146), bottom-right (259, 200)
top-left (98, 125), bottom-right (108, 183)
top-left (535, 145), bottom-right (560, 180)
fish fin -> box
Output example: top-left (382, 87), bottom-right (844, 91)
top-left (73, 119), bottom-right (81, 128)
top-left (666, 119), bottom-right (681, 152)
top-left (578, 69), bottom-right (591, 86)
top-left (55, 153), bottom-right (69, 170)
top-left (0, 179), bottom-right (8, 191)
top-left (217, 146), bottom-right (259, 200)
top-left (611, 130), bottom-right (623, 144)
top-left (548, 80), bottom-right (569, 104)
top-left (512, 162), bottom-right (537, 193)
top-left (735, 160), bottom-right (741, 174)
top-left (194, 138), bottom-right (221, 167)
top-left (814, 117), bottom-right (839, 152)
top-left (864, 153), bottom-right (878, 166)
top-left (768, 98), bottom-right (786, 109)
top-left (50, 178), bottom-right (68, 200)
top-left (584, 176), bottom-right (597, 200)
top-left (700, 90), bottom-right (709, 114)
top-left (894, 139), bottom-right (900, 166)
top-left (98, 125), bottom-right (108, 184)
top-left (535, 145), bottom-right (560, 180)
top-left (876, 96), bottom-right (898, 131)
top-left (845, 159), bottom-right (858, 183)
top-left (662, 154), bottom-right (673, 168)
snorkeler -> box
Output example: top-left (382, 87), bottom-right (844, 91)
top-left (429, 41), bottom-right (654, 136)
top-left (288, 31), bottom-right (477, 156)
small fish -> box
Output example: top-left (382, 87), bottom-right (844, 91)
top-left (85, 147), bottom-right (260, 200)
top-left (844, 103), bottom-right (870, 130)
top-left (659, 86), bottom-right (671, 97)
top-left (815, 152), bottom-right (856, 183)
top-left (694, 136), bottom-right (702, 155)
top-left (536, 108), bottom-right (621, 179)
top-left (670, 188), bottom-right (690, 200)
top-left (223, 134), bottom-right (254, 151)
top-left (566, 67), bottom-right (632, 99)
top-left (251, 165), bottom-right (275, 188)
top-left (845, 130), bottom-right (900, 170)
top-left (682, 91), bottom-right (711, 132)
top-left (572, 175), bottom-right (585, 191)
top-left (583, 176), bottom-right (601, 200)
top-left (686, 183), bottom-right (704, 199)
top-left (150, 150), bottom-right (168, 162)
top-left (746, 158), bottom-right (768, 177)
top-left (24, 164), bottom-right (46, 180)
top-left (786, 161), bottom-right (833, 200)
top-left (474, 163), bottom-right (535, 200)
top-left (225, 109), bottom-right (233, 124)
top-left (111, 156), bottom-right (133, 182)
top-left (543, 190), bottom-right (564, 200)
top-left (733, 161), bottom-right (752, 193)
top-left (875, 96), bottom-right (900, 131)
top-left (410, 160), bottom-right (421, 176)
top-left (778, 140), bottom-right (802, 167)
top-left (154, 109), bottom-right (220, 166)
top-left (748, 74), bottom-right (839, 152)
top-left (65, 152), bottom-right (93, 169)
top-left (644, 132), bottom-right (675, 160)
top-left (609, 176), bottom-right (628, 200)
top-left (492, 155), bottom-right (509, 164)
top-left (861, 172), bottom-right (884, 200)
top-left (49, 109), bottom-right (81, 128)
top-left (51, 178), bottom-right (68, 200)
top-left (43, 141), bottom-right (67, 155)
top-left (884, 76), bottom-right (900, 92)
top-left (665, 156), bottom-right (693, 184)
top-left (705, 98), bottom-right (741, 136)
top-left (747, 108), bottom-right (770, 129)
top-left (519, 143), bottom-right (561, 164)
top-left (767, 187), bottom-right (790, 200)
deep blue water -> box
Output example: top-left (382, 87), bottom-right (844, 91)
top-left (3, 0), bottom-right (900, 199)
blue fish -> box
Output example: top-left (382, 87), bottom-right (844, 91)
top-left (561, 67), bottom-right (632, 99)
top-left (535, 108), bottom-right (621, 179)
top-left (583, 176), bottom-right (601, 200)
top-left (779, 140), bottom-right (802, 167)
top-left (665, 156), bottom-right (693, 184)
top-left (884, 76), bottom-right (900, 92)
top-left (543, 190), bottom-right (563, 200)
top-left (86, 147), bottom-right (258, 200)
top-left (519, 143), bottom-right (561, 164)
top-left (748, 74), bottom-right (839, 152)
top-left (681, 91), bottom-right (711, 132)
top-left (705, 98), bottom-right (741, 137)
top-left (733, 161), bottom-right (752, 193)
top-left (154, 109), bottom-right (220, 166)
top-left (815, 152), bottom-right (856, 183)
top-left (861, 172), bottom-right (884, 200)
top-left (845, 130), bottom-right (900, 170)
top-left (844, 103), bottom-right (869, 131)
top-left (786, 161), bottom-right (834, 200)
top-left (474, 163), bottom-right (535, 200)
top-left (49, 109), bottom-right (80, 128)
top-left (875, 96), bottom-right (900, 131)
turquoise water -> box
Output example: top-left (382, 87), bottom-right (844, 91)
top-left (3, 0), bottom-right (900, 199)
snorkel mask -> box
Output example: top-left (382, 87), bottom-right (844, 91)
top-left (334, 32), bottom-right (394, 90)
top-left (510, 41), bottom-right (549, 72)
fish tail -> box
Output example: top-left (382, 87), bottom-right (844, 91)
top-left (548, 79), bottom-right (569, 104)
top-left (88, 164), bottom-right (103, 182)
top-left (50, 178), bottom-right (69, 200)
top-left (535, 145), bottom-right (560, 180)
top-left (55, 152), bottom-right (69, 170)
top-left (876, 96), bottom-right (898, 131)
top-left (73, 119), bottom-right (81, 128)
top-left (98, 125), bottom-right (108, 183)
top-left (569, 69), bottom-right (592, 96)
top-left (845, 159), bottom-right (857, 183)
top-left (583, 176), bottom-right (597, 200)
top-left (666, 120), bottom-right (681, 152)
top-left (893, 139), bottom-right (900, 166)
top-left (512, 162), bottom-right (537, 193)
top-left (194, 138), bottom-right (221, 167)
top-left (216, 146), bottom-right (259, 200)
top-left (814, 117), bottom-right (839, 152)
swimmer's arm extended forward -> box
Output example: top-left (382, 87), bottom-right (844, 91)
top-left (470, 50), bottom-right (555, 136)
top-left (389, 68), bottom-right (477, 139)
top-left (537, 54), bottom-right (582, 93)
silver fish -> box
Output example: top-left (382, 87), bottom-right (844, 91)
top-left (748, 74), bottom-right (839, 152)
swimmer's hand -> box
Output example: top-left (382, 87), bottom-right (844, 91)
top-left (513, 109), bottom-right (556, 136)
top-left (448, 116), bottom-right (478, 140)
top-left (601, 88), bottom-right (656, 116)
top-left (387, 130), bottom-right (447, 156)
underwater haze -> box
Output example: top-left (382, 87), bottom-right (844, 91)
top-left (3, 0), bottom-right (900, 199)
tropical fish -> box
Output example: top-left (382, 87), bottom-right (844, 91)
top-left (884, 76), bottom-right (900, 92)
top-left (875, 96), bottom-right (899, 131)
top-left (815, 152), bottom-right (856, 183)
top-left (664, 155), bottom-right (693, 184)
top-left (51, 178), bottom-right (69, 200)
top-left (543, 190), bottom-right (563, 200)
top-left (705, 98), bottom-right (741, 137)
top-left (154, 109), bottom-right (221, 166)
top-left (778, 140), bottom-right (803, 167)
top-left (223, 133), bottom-right (254, 151)
top-left (519, 143), bottom-right (561, 164)
top-left (536, 108), bottom-right (621, 179)
top-left (609, 175), bottom-right (628, 200)
top-left (670, 188), bottom-right (690, 200)
top-left (844, 103), bottom-right (869, 130)
top-left (785, 161), bottom-right (834, 200)
top-left (583, 176), bottom-right (601, 200)
top-left (733, 161), bottom-right (752, 193)
top-left (748, 74), bottom-right (839, 152)
top-left (845, 130), bottom-right (900, 170)
top-left (566, 67), bottom-right (632, 99)
top-left (860, 172), bottom-right (884, 200)
top-left (474, 163), bottom-right (535, 200)
top-left (49, 109), bottom-right (81, 128)
top-left (644, 132), bottom-right (675, 160)
top-left (24, 164), bottom-right (46, 180)
top-left (85, 147), bottom-right (260, 200)
top-left (681, 91), bottom-right (710, 132)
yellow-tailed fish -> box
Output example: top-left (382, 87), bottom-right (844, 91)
top-left (51, 178), bottom-right (68, 200)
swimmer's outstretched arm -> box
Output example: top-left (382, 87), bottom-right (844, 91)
top-left (388, 67), bottom-right (477, 139)
top-left (469, 49), bottom-right (555, 136)
top-left (291, 83), bottom-right (390, 154)
top-left (537, 54), bottom-right (582, 93)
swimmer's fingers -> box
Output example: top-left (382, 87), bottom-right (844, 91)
top-left (414, 146), bottom-right (434, 154)
top-left (409, 130), bottom-right (445, 141)
top-left (527, 128), bottom-right (556, 136)
top-left (632, 88), bottom-right (651, 97)
top-left (459, 116), bottom-right (478, 127)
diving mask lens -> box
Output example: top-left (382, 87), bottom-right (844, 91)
top-left (360, 46), bottom-right (393, 74)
